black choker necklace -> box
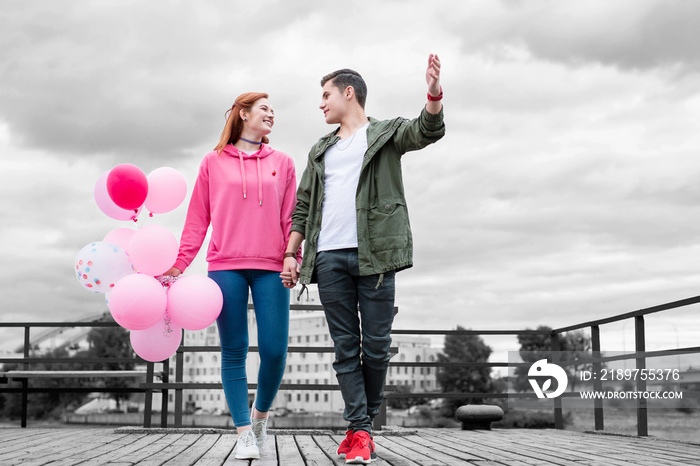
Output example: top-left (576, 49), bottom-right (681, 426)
top-left (239, 137), bottom-right (262, 145)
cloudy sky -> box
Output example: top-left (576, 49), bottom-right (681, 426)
top-left (2, 0), bottom-right (700, 359)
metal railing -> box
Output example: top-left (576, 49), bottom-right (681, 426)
top-left (141, 304), bottom-right (398, 430)
top-left (550, 295), bottom-right (700, 435)
top-left (383, 296), bottom-right (700, 436)
top-left (0, 320), bottom-right (158, 428)
top-left (2, 296), bottom-right (699, 435)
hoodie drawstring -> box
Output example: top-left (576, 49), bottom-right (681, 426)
top-left (256, 157), bottom-right (263, 206)
top-left (238, 153), bottom-right (263, 206)
top-left (239, 155), bottom-right (247, 200)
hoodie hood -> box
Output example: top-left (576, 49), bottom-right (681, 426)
top-left (221, 143), bottom-right (275, 160)
top-left (221, 143), bottom-right (275, 205)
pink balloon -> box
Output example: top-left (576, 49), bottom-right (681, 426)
top-left (94, 172), bottom-right (142, 221)
top-left (108, 273), bottom-right (167, 330)
top-left (107, 164), bottom-right (149, 210)
top-left (167, 275), bottom-right (223, 330)
top-left (130, 313), bottom-right (182, 362)
top-left (128, 225), bottom-right (178, 276)
top-left (104, 228), bottom-right (136, 252)
top-left (144, 167), bottom-right (188, 214)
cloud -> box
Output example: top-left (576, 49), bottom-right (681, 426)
top-left (390, 27), bottom-right (700, 337)
top-left (0, 0), bottom-right (448, 164)
top-left (0, 1), bottom-right (319, 162)
top-left (449, 0), bottom-right (700, 74)
top-left (2, 1), bottom-right (700, 357)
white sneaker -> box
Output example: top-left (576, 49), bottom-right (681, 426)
top-left (251, 415), bottom-right (268, 448)
top-left (235, 429), bottom-right (260, 459)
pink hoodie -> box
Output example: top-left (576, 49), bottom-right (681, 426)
top-left (174, 144), bottom-right (299, 273)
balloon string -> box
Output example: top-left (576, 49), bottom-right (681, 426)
top-left (163, 311), bottom-right (173, 336)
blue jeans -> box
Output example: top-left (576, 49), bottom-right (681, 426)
top-left (208, 270), bottom-right (289, 427)
top-left (315, 249), bottom-right (396, 433)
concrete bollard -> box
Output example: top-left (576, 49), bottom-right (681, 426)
top-left (455, 404), bottom-right (504, 430)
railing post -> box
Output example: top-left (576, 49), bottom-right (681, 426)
top-left (161, 358), bottom-right (169, 428)
top-left (591, 325), bottom-right (604, 431)
top-left (143, 362), bottom-right (154, 428)
top-left (551, 331), bottom-right (563, 429)
top-left (373, 399), bottom-right (387, 431)
top-left (634, 316), bottom-right (648, 436)
top-left (21, 326), bottom-right (30, 428)
top-left (175, 336), bottom-right (184, 428)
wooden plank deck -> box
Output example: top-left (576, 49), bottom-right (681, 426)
top-left (0, 427), bottom-right (698, 465)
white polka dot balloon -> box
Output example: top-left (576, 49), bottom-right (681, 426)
top-left (75, 241), bottom-right (134, 293)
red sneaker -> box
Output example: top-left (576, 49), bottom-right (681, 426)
top-left (336, 429), bottom-right (354, 458)
top-left (345, 430), bottom-right (375, 464)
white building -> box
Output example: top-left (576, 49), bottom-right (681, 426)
top-left (387, 335), bottom-right (441, 393)
top-left (168, 288), bottom-right (441, 413)
top-left (278, 310), bottom-right (343, 413)
top-left (175, 324), bottom-right (231, 413)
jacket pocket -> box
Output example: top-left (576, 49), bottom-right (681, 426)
top-left (367, 198), bottom-right (409, 252)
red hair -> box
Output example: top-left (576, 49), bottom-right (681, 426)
top-left (214, 92), bottom-right (270, 155)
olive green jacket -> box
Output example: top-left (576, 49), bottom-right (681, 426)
top-left (291, 107), bottom-right (445, 285)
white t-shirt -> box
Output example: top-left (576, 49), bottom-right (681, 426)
top-left (317, 123), bottom-right (370, 252)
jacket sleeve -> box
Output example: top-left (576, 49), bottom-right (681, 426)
top-left (173, 156), bottom-right (211, 272)
top-left (290, 151), bottom-right (315, 237)
top-left (392, 107), bottom-right (445, 156)
top-left (281, 158), bottom-right (303, 261)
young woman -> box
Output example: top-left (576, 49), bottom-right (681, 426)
top-left (166, 92), bottom-right (299, 459)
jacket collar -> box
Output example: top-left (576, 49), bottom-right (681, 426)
top-left (313, 117), bottom-right (399, 160)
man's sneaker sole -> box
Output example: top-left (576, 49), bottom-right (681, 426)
top-left (339, 452), bottom-right (376, 461)
top-left (345, 456), bottom-right (372, 464)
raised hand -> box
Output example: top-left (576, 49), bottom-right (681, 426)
top-left (426, 53), bottom-right (441, 97)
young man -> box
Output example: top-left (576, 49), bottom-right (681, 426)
top-left (281, 54), bottom-right (445, 464)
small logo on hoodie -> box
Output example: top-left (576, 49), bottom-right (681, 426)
top-left (272, 170), bottom-right (277, 176)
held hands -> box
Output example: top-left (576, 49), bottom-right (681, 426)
top-left (280, 257), bottom-right (300, 289)
top-left (426, 53), bottom-right (441, 97)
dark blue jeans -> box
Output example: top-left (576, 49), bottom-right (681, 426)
top-left (315, 248), bottom-right (396, 433)
top-left (208, 270), bottom-right (289, 427)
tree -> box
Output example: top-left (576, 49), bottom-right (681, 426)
top-left (436, 326), bottom-right (493, 414)
top-left (515, 326), bottom-right (593, 393)
top-left (563, 330), bottom-right (592, 392)
top-left (84, 324), bottom-right (136, 409)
